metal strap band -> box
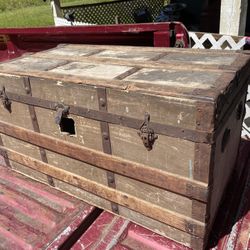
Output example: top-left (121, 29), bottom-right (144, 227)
top-left (23, 77), bottom-right (54, 186)
top-left (97, 87), bottom-right (119, 214)
top-left (6, 92), bottom-right (212, 144)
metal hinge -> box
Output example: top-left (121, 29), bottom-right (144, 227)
top-left (0, 86), bottom-right (12, 113)
top-left (54, 103), bottom-right (70, 125)
top-left (138, 113), bottom-right (158, 151)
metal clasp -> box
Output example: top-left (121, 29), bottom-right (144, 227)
top-left (54, 103), bottom-right (70, 125)
top-left (0, 86), bottom-right (12, 113)
top-left (138, 113), bottom-right (158, 151)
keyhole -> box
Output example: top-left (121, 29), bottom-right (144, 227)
top-left (59, 117), bottom-right (76, 135)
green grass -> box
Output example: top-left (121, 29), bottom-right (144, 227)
top-left (0, 0), bottom-right (112, 28)
top-left (0, 5), bottom-right (54, 27)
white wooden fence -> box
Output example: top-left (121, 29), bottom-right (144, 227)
top-left (189, 32), bottom-right (248, 50)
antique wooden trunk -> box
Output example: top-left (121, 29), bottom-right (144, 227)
top-left (0, 44), bottom-right (249, 249)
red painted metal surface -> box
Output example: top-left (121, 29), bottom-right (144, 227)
top-left (72, 212), bottom-right (190, 250)
top-left (0, 22), bottom-right (189, 62)
top-left (0, 164), bottom-right (100, 250)
top-left (72, 139), bottom-right (250, 250)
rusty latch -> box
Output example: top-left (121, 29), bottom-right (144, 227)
top-left (175, 39), bottom-right (185, 48)
top-left (54, 103), bottom-right (70, 125)
top-left (0, 86), bottom-right (12, 113)
top-left (138, 113), bottom-right (158, 151)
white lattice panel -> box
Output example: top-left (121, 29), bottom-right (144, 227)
top-left (242, 86), bottom-right (250, 139)
top-left (189, 32), bottom-right (247, 50)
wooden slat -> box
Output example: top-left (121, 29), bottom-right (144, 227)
top-left (0, 68), bottom-right (235, 104)
top-left (53, 44), bottom-right (240, 55)
top-left (0, 120), bottom-right (208, 202)
top-left (32, 52), bottom-right (236, 73)
top-left (0, 146), bottom-right (205, 237)
top-left (209, 94), bottom-right (246, 225)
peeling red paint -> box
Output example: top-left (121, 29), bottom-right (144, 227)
top-left (0, 166), bottom-right (94, 250)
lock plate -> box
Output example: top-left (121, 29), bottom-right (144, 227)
top-left (0, 86), bottom-right (12, 113)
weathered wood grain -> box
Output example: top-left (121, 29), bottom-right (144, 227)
top-left (53, 179), bottom-right (112, 211)
top-left (0, 120), bottom-right (208, 202)
top-left (49, 44), bottom-right (240, 55)
top-left (0, 135), bottom-right (48, 183)
top-left (0, 56), bottom-right (68, 72)
top-left (3, 92), bottom-right (213, 143)
top-left (193, 143), bottom-right (212, 183)
top-left (0, 74), bottom-right (27, 95)
top-left (45, 151), bottom-right (108, 185)
top-left (107, 89), bottom-right (197, 130)
top-left (110, 124), bottom-right (195, 178)
top-left (35, 108), bottom-right (103, 151)
top-left (0, 44), bottom-right (248, 249)
top-left (33, 51), bottom-right (238, 73)
top-left (9, 161), bottom-right (49, 184)
top-left (45, 44), bottom-right (249, 70)
top-left (0, 97), bottom-right (48, 182)
top-left (208, 94), bottom-right (247, 226)
top-left (34, 108), bottom-right (108, 185)
top-left (0, 101), bottom-right (33, 129)
top-left (115, 174), bottom-right (206, 222)
top-left (30, 77), bottom-right (99, 110)
top-left (0, 54), bottom-right (239, 103)
top-left (1, 146), bottom-right (206, 237)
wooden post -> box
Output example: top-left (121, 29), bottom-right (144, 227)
top-left (51, 0), bottom-right (63, 18)
top-left (219, 0), bottom-right (248, 36)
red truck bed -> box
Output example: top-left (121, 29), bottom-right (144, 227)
top-left (0, 22), bottom-right (189, 62)
top-left (0, 139), bottom-right (249, 250)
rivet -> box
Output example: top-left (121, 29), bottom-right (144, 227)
top-left (112, 204), bottom-right (119, 213)
top-left (25, 87), bottom-right (30, 94)
top-left (103, 132), bottom-right (109, 140)
top-left (108, 176), bottom-right (114, 184)
top-left (99, 98), bottom-right (106, 107)
top-left (40, 150), bottom-right (46, 157)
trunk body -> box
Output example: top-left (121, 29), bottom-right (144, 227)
top-left (0, 44), bottom-right (249, 249)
